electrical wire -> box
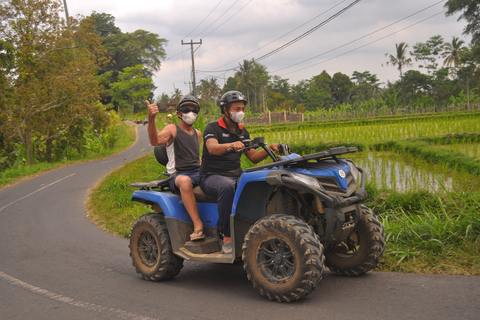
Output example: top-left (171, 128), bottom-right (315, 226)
top-left (183, 0), bottom-right (225, 40)
top-left (255, 0), bottom-right (361, 62)
top-left (210, 0), bottom-right (350, 71)
top-left (271, 0), bottom-right (445, 74)
top-left (193, 0), bottom-right (246, 39)
top-left (197, 0), bottom-right (359, 74)
top-left (279, 10), bottom-right (447, 77)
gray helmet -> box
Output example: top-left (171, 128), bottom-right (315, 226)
top-left (219, 90), bottom-right (247, 114)
top-left (177, 95), bottom-right (200, 112)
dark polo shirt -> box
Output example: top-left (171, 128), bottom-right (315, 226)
top-left (200, 117), bottom-right (250, 177)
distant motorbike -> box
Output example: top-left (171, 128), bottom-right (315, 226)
top-left (129, 137), bottom-right (385, 302)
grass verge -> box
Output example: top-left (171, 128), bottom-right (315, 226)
top-left (0, 123), bottom-right (137, 189)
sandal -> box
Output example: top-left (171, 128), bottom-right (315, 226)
top-left (222, 242), bottom-right (232, 254)
top-left (190, 229), bottom-right (205, 241)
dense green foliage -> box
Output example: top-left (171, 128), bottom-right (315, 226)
top-left (0, 0), bottom-right (111, 167)
top-left (0, 2), bottom-right (167, 171)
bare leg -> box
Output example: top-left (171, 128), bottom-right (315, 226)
top-left (175, 175), bottom-right (203, 236)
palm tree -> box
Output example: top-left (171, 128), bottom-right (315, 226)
top-left (235, 59), bottom-right (256, 110)
top-left (197, 77), bottom-right (220, 112)
top-left (384, 42), bottom-right (413, 106)
top-left (442, 36), bottom-right (466, 67)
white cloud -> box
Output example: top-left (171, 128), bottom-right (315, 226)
top-left (65, 0), bottom-right (469, 97)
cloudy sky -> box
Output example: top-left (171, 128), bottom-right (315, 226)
top-left (65, 0), bottom-right (468, 98)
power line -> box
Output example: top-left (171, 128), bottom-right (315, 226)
top-left (279, 10), bottom-right (447, 78)
top-left (167, 0), bottom-right (247, 80)
top-left (183, 0), bottom-right (225, 39)
top-left (199, 0), bottom-right (252, 39)
top-left (210, 0), bottom-right (350, 71)
top-left (271, 0), bottom-right (445, 74)
top-left (255, 0), bottom-right (361, 62)
top-left (191, 0), bottom-right (244, 38)
top-left (198, 0), bottom-right (360, 74)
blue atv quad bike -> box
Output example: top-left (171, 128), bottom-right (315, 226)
top-left (129, 137), bottom-right (385, 302)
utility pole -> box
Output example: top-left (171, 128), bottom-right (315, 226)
top-left (63, 0), bottom-right (70, 25)
top-left (181, 39), bottom-right (202, 97)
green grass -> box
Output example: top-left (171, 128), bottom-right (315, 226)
top-left (87, 152), bottom-right (164, 237)
top-left (369, 189), bottom-right (480, 274)
top-left (0, 122), bottom-right (137, 188)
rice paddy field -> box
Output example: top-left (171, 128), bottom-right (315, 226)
top-left (247, 111), bottom-right (480, 192)
top-left (89, 110), bottom-right (480, 275)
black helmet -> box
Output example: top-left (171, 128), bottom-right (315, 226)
top-left (177, 95), bottom-right (200, 112)
top-left (219, 90), bottom-right (247, 114)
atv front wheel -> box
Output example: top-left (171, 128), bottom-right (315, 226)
top-left (242, 214), bottom-right (324, 302)
top-left (129, 213), bottom-right (184, 281)
top-left (325, 205), bottom-right (385, 276)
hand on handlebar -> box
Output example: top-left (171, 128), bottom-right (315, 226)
top-left (269, 143), bottom-right (280, 152)
top-left (229, 141), bottom-right (246, 153)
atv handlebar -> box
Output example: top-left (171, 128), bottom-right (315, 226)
top-left (236, 137), bottom-right (289, 162)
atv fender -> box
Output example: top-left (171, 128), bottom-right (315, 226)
top-left (131, 190), bottom-right (219, 226)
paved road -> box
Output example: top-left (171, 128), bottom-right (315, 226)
top-left (1, 125), bottom-right (479, 320)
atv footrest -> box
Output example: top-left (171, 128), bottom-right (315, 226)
top-left (184, 237), bottom-right (222, 254)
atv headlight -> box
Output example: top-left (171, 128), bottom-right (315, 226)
top-left (347, 161), bottom-right (359, 184)
top-left (290, 172), bottom-right (321, 189)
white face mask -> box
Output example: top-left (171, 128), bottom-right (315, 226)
top-left (230, 111), bottom-right (245, 123)
top-left (181, 112), bottom-right (198, 125)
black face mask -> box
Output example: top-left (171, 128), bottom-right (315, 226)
top-left (177, 106), bottom-right (199, 114)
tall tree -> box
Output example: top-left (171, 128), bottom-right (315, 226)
top-left (331, 72), bottom-right (354, 105)
top-left (270, 76), bottom-right (291, 98)
top-left (252, 61), bottom-right (270, 113)
top-left (351, 71), bottom-right (379, 85)
top-left (111, 64), bottom-right (155, 120)
top-left (384, 42), bottom-right (413, 106)
top-left (101, 29), bottom-right (167, 77)
top-left (457, 45), bottom-right (480, 109)
top-left (235, 59), bottom-right (255, 111)
top-left (197, 77), bottom-right (220, 113)
top-left (445, 0), bottom-right (480, 45)
top-left (305, 71), bottom-right (333, 110)
top-left (89, 12), bottom-right (121, 37)
top-left (411, 35), bottom-right (444, 75)
top-left (88, 13), bottom-right (167, 105)
top-left (0, 0), bottom-right (108, 164)
top-left (442, 36), bottom-right (467, 67)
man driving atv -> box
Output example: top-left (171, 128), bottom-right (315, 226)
top-left (199, 90), bottom-right (279, 253)
top-left (146, 95), bottom-right (205, 241)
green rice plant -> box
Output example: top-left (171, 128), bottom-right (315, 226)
top-left (374, 189), bottom-right (480, 274)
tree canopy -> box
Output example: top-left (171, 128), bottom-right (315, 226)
top-left (0, 0), bottom-right (109, 164)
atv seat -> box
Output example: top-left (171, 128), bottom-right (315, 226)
top-left (134, 145), bottom-right (217, 203)
top-left (193, 186), bottom-right (217, 203)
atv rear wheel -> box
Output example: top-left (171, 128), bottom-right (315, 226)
top-left (242, 214), bottom-right (324, 302)
top-left (129, 213), bottom-right (184, 281)
top-left (325, 205), bottom-right (385, 276)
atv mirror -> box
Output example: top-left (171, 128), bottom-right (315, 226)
top-left (253, 137), bottom-right (264, 144)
